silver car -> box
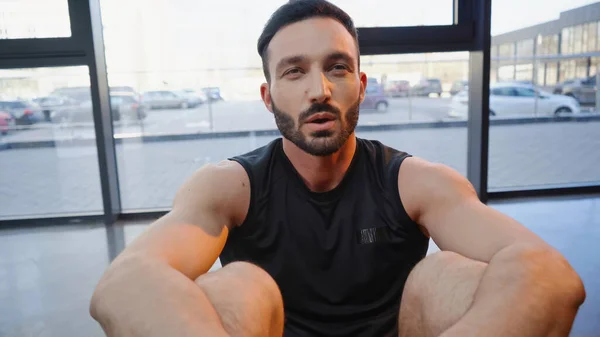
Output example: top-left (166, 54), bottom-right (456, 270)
top-left (141, 91), bottom-right (189, 109)
top-left (555, 77), bottom-right (596, 106)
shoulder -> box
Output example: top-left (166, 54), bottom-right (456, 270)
top-left (398, 157), bottom-right (477, 224)
top-left (230, 138), bottom-right (281, 167)
top-left (358, 138), bottom-right (409, 158)
top-left (173, 160), bottom-right (250, 229)
top-left (357, 138), bottom-right (411, 170)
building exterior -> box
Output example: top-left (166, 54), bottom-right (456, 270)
top-left (491, 2), bottom-right (600, 86)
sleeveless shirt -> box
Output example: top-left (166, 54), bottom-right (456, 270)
top-left (220, 137), bottom-right (429, 336)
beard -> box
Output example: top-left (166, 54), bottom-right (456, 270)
top-left (272, 97), bottom-right (360, 157)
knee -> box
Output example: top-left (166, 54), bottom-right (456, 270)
top-left (195, 262), bottom-right (284, 337)
top-left (402, 251), bottom-right (486, 309)
top-left (399, 252), bottom-right (486, 337)
top-left (197, 261), bottom-right (282, 307)
top-left (405, 252), bottom-right (460, 290)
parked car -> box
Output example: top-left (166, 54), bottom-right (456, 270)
top-left (384, 80), bottom-right (410, 97)
top-left (411, 78), bottom-right (443, 97)
top-left (110, 92), bottom-right (147, 121)
top-left (142, 90), bottom-right (189, 109)
top-left (450, 80), bottom-right (468, 95)
top-left (109, 86), bottom-right (139, 98)
top-left (0, 111), bottom-right (15, 135)
top-left (175, 89), bottom-right (206, 108)
top-left (50, 87), bottom-right (92, 104)
top-left (361, 84), bottom-right (389, 112)
top-left (448, 83), bottom-right (580, 118)
top-left (554, 77), bottom-right (596, 105)
top-left (0, 100), bottom-right (43, 125)
top-left (32, 96), bottom-right (77, 122)
top-left (51, 92), bottom-right (146, 123)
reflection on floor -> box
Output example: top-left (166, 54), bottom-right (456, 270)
top-left (0, 195), bottom-right (598, 337)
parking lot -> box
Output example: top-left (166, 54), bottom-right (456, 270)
top-left (1, 95), bottom-right (599, 218)
top-left (1, 97), bottom-right (452, 142)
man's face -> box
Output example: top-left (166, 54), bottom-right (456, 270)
top-left (260, 17), bottom-right (367, 156)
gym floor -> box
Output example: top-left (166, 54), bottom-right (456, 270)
top-left (1, 195), bottom-right (598, 337)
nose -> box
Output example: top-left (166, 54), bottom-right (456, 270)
top-left (307, 72), bottom-right (332, 104)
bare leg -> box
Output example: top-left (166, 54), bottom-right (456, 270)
top-left (195, 261), bottom-right (284, 337)
top-left (398, 251), bottom-right (487, 337)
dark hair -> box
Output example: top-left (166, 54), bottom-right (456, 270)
top-left (257, 0), bottom-right (359, 82)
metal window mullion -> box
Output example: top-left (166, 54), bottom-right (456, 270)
top-left (70, 0), bottom-right (122, 224)
top-left (467, 0), bottom-right (492, 203)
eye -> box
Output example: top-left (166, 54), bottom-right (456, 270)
top-left (283, 67), bottom-right (304, 78)
top-left (330, 64), bottom-right (350, 74)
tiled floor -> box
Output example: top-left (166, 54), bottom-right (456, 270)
top-left (0, 195), bottom-right (598, 337)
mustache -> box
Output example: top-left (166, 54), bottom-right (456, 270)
top-left (299, 103), bottom-right (342, 124)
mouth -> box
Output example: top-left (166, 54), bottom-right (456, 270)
top-left (305, 112), bottom-right (336, 124)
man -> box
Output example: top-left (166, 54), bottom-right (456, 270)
top-left (90, 1), bottom-right (585, 336)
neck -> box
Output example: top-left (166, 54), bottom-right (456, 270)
top-left (282, 134), bottom-right (357, 193)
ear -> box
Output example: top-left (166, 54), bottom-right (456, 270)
top-left (359, 72), bottom-right (367, 104)
top-left (260, 83), bottom-right (273, 113)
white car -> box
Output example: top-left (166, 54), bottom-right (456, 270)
top-left (448, 83), bottom-right (581, 118)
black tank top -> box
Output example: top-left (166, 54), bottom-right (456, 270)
top-left (220, 138), bottom-right (429, 337)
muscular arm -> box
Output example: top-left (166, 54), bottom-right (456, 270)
top-left (90, 160), bottom-right (250, 337)
top-left (399, 157), bottom-right (586, 337)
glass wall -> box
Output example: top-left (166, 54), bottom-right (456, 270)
top-left (489, 1), bottom-right (600, 191)
top-left (2, 0), bottom-right (598, 220)
top-left (0, 0), bottom-right (71, 39)
top-left (0, 66), bottom-right (103, 218)
top-left (95, 0), bottom-right (469, 210)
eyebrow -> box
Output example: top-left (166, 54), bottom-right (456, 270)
top-left (324, 52), bottom-right (355, 67)
top-left (275, 55), bottom-right (308, 75)
top-left (275, 51), bottom-right (356, 75)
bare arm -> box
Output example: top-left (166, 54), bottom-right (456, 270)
top-left (90, 160), bottom-right (250, 337)
top-left (399, 157), bottom-right (586, 337)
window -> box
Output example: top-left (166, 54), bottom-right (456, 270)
top-left (545, 62), bottom-right (558, 86)
top-left (516, 39), bottom-right (534, 57)
top-left (0, 66), bottom-right (103, 219)
top-left (490, 1), bottom-right (600, 191)
top-left (537, 35), bottom-right (559, 56)
top-left (515, 63), bottom-right (533, 82)
top-left (573, 24), bottom-right (583, 54)
top-left (537, 64), bottom-right (546, 86)
top-left (576, 59), bottom-right (588, 78)
top-left (597, 20), bottom-right (600, 52)
top-left (365, 85), bottom-right (378, 94)
top-left (498, 65), bottom-right (515, 81)
top-left (499, 43), bottom-right (515, 57)
top-left (0, 0), bottom-right (71, 39)
top-left (562, 27), bottom-right (572, 54)
top-left (559, 59), bottom-right (577, 82)
top-left (587, 22), bottom-right (598, 52)
top-left (591, 57), bottom-right (600, 77)
top-left (99, 0), bottom-right (471, 210)
top-left (328, 0), bottom-right (453, 27)
top-left (491, 87), bottom-right (516, 96)
top-left (513, 87), bottom-right (535, 97)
